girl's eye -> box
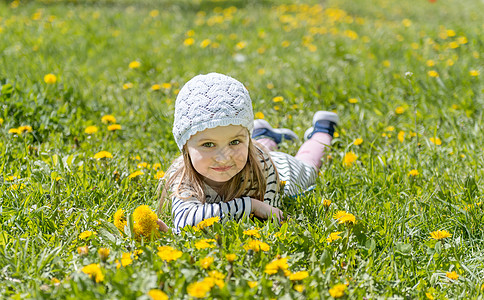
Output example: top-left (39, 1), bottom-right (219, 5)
top-left (230, 140), bottom-right (240, 146)
top-left (202, 142), bottom-right (215, 148)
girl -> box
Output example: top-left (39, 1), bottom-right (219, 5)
top-left (157, 73), bottom-right (338, 234)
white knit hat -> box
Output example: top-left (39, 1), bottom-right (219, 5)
top-left (173, 73), bottom-right (254, 150)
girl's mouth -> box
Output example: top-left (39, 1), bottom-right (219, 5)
top-left (212, 166), bottom-right (232, 172)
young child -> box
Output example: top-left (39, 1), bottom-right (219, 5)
top-left (157, 72), bottom-right (338, 234)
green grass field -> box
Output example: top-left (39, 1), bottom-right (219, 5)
top-left (1, 0), bottom-right (483, 298)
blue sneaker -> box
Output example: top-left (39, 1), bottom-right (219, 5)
top-left (304, 111), bottom-right (339, 140)
top-left (252, 119), bottom-right (299, 144)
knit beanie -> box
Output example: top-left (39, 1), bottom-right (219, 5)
top-left (173, 73), bottom-right (254, 150)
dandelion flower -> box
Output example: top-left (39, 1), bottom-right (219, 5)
top-left (248, 281), bottom-right (258, 288)
top-left (326, 231), bottom-right (343, 243)
top-left (157, 246), bottom-right (182, 262)
top-left (98, 248), bottom-right (110, 261)
top-left (128, 170), bottom-right (144, 179)
top-left (243, 239), bottom-right (270, 252)
top-left (322, 199), bottom-right (332, 207)
top-left (123, 83), bottom-right (133, 90)
top-left (187, 281), bottom-right (210, 298)
top-left (343, 152), bottom-right (357, 167)
top-left (226, 254), bottom-right (236, 262)
top-left (113, 209), bottom-right (127, 232)
top-left (147, 289), bottom-right (168, 300)
top-left (264, 256), bottom-right (289, 275)
top-left (470, 70), bottom-right (480, 77)
top-left (132, 205), bottom-right (159, 238)
top-left (93, 151), bottom-right (113, 160)
top-left (446, 271), bottom-right (459, 280)
top-left (329, 283), bottom-right (346, 298)
top-left (79, 231), bottom-right (96, 240)
top-left (151, 84), bottom-right (161, 91)
top-left (430, 230), bottom-right (452, 240)
top-left (339, 213), bottom-right (356, 224)
top-left (162, 83), bottom-right (172, 89)
top-left (0, 118), bottom-right (3, 125)
top-left (194, 239), bottom-right (216, 249)
top-left (155, 170), bottom-right (165, 180)
top-left (348, 98), bottom-right (358, 104)
top-left (129, 61), bottom-right (141, 69)
top-left (272, 96), bottom-right (284, 103)
top-left (44, 73), bottom-right (57, 84)
top-left (195, 216), bottom-right (220, 230)
top-left (428, 70), bottom-right (439, 77)
top-left (398, 131), bottom-right (405, 142)
top-left (84, 126), bottom-right (98, 134)
top-left (118, 252), bottom-right (133, 267)
top-left (81, 263), bottom-right (104, 283)
top-left (8, 128), bottom-right (21, 135)
top-left (289, 271), bottom-right (309, 281)
top-left (108, 124), bottom-right (122, 131)
top-left (254, 112), bottom-right (265, 119)
top-left (294, 284), bottom-right (305, 292)
top-left (408, 169), bottom-right (419, 176)
top-left (395, 106), bottom-right (405, 114)
top-left (101, 115), bottom-right (116, 124)
top-left (77, 246), bottom-right (89, 255)
top-left (243, 229), bottom-right (261, 238)
top-left (199, 256), bottom-right (214, 269)
top-left (429, 137), bottom-right (442, 145)
top-left (184, 38), bottom-right (195, 46)
top-left (353, 138), bottom-right (363, 146)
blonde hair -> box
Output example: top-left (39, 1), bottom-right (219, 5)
top-left (157, 138), bottom-right (276, 215)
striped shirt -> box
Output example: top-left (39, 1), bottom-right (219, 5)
top-left (169, 148), bottom-right (317, 233)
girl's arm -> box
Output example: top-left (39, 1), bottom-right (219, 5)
top-left (171, 196), bottom-right (252, 233)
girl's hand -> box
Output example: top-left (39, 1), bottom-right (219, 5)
top-left (250, 198), bottom-right (284, 223)
top-left (157, 219), bottom-right (169, 233)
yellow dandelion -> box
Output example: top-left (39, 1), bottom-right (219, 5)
top-left (152, 163), bottom-right (161, 170)
top-left (430, 230), bottom-right (452, 240)
top-left (343, 152), bottom-right (357, 167)
top-left (81, 263), bottom-right (104, 283)
top-left (402, 18), bottom-right (412, 27)
top-left (426, 292), bottom-right (434, 300)
top-left (147, 289), bottom-right (168, 300)
top-left (266, 83), bottom-right (274, 89)
top-left (128, 170), bottom-right (144, 179)
top-left (382, 60), bottom-right (391, 67)
top-left (429, 137), bottom-right (442, 145)
top-left (187, 281), bottom-right (210, 298)
top-left (114, 209), bottom-right (127, 233)
top-left (428, 70), bottom-right (439, 77)
top-left (353, 138), bottom-right (363, 146)
top-left (123, 82), bottom-right (133, 90)
top-left (118, 252), bottom-right (133, 267)
top-left (93, 151), bottom-right (113, 160)
top-left (9, 128), bottom-right (21, 135)
top-left (195, 216), bottom-right (220, 230)
top-left (264, 256), bottom-right (289, 275)
top-left (101, 115), bottom-right (116, 124)
top-left (133, 205), bottom-right (159, 238)
top-left (446, 271), bottom-right (459, 280)
top-left (248, 281), bottom-right (258, 288)
top-left (348, 98), bottom-right (358, 104)
top-left (254, 112), bottom-right (265, 119)
top-left (151, 84), bottom-right (161, 91)
top-left (200, 256), bottom-right (214, 269)
top-left (161, 83), bottom-right (172, 89)
top-left (129, 61), bottom-right (141, 69)
top-left (149, 9), bottom-right (159, 18)
top-left (184, 38), bottom-right (195, 46)
top-left (449, 41), bottom-right (459, 49)
top-left (272, 96), bottom-right (284, 103)
top-left (395, 106), bottom-right (405, 114)
top-left (408, 169), bottom-right (419, 177)
top-left (44, 73), bottom-right (57, 84)
top-left (235, 41), bottom-right (247, 50)
top-left (243, 239), bottom-right (270, 252)
top-left (157, 246), bottom-right (183, 262)
top-left (398, 131), bottom-right (405, 142)
top-left (108, 124), bottom-right (122, 131)
top-left (77, 246), bottom-right (89, 255)
top-left (289, 271), bottom-right (309, 281)
top-left (155, 170), bottom-right (165, 180)
top-left (225, 254), bottom-right (236, 262)
top-left (84, 126), bottom-right (98, 134)
top-left (243, 229), bottom-right (261, 238)
top-left (79, 230), bottom-right (96, 240)
top-left (339, 213), bottom-right (356, 224)
top-left (457, 36), bottom-right (468, 44)
top-left (194, 239), bottom-right (216, 250)
top-left (326, 231), bottom-right (343, 243)
top-left (294, 284), bottom-right (305, 292)
top-left (329, 283), bottom-right (346, 298)
top-left (200, 39), bottom-right (211, 48)
top-left (18, 125), bottom-right (33, 133)
top-left (470, 70), bottom-right (480, 77)
top-left (281, 40), bottom-right (290, 47)
top-left (98, 248), bottom-right (110, 261)
top-left (322, 199), bottom-right (332, 207)
top-left (0, 118), bottom-right (3, 125)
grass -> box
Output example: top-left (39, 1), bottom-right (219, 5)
top-left (1, 0), bottom-right (483, 298)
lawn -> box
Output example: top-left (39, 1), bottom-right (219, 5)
top-left (0, 0), bottom-right (483, 298)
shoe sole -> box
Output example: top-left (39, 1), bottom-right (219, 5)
top-left (253, 119), bottom-right (299, 141)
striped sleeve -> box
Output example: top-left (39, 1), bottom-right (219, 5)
top-left (260, 151), bottom-right (281, 208)
top-left (171, 196), bottom-right (252, 234)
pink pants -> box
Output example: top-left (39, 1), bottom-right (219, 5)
top-left (257, 132), bottom-right (332, 170)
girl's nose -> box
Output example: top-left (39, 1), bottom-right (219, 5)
top-left (214, 147), bottom-right (230, 162)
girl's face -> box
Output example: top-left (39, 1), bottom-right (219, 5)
top-left (186, 125), bottom-right (249, 189)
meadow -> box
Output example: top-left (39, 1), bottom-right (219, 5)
top-left (0, 0), bottom-right (483, 298)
